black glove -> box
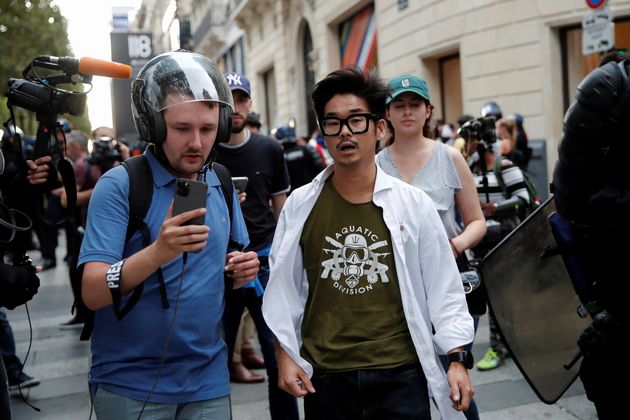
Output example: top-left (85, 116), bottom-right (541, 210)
top-left (0, 261), bottom-right (40, 309)
top-left (578, 310), bottom-right (621, 358)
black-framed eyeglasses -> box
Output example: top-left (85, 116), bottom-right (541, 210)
top-left (319, 113), bottom-right (379, 136)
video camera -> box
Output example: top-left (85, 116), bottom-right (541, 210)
top-left (88, 136), bottom-right (123, 171)
top-left (457, 116), bottom-right (497, 148)
top-left (5, 56), bottom-right (94, 161)
top-left (3, 55), bottom-right (132, 227)
top-left (0, 256), bottom-right (40, 310)
top-left (7, 75), bottom-right (86, 119)
top-left (5, 55), bottom-right (131, 175)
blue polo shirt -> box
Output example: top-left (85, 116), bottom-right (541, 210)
top-left (78, 150), bottom-right (249, 403)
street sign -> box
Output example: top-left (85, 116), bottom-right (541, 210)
top-left (110, 32), bottom-right (154, 142)
top-left (582, 7), bottom-right (614, 55)
top-left (586, 0), bottom-right (608, 9)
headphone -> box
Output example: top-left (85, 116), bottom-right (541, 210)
top-left (0, 201), bottom-right (32, 243)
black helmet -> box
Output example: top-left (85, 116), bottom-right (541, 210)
top-left (272, 125), bottom-right (296, 142)
top-left (481, 101), bottom-right (502, 119)
top-left (131, 50), bottom-right (234, 146)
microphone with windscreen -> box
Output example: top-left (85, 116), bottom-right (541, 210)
top-left (35, 55), bottom-right (133, 79)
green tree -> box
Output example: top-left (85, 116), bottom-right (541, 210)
top-left (0, 0), bottom-right (91, 136)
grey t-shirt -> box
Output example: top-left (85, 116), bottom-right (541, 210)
top-left (376, 141), bottom-right (462, 239)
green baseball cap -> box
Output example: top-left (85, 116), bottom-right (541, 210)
top-left (386, 74), bottom-right (430, 104)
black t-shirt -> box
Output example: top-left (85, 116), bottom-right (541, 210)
top-left (215, 132), bottom-right (290, 250)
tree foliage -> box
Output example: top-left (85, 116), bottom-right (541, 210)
top-left (0, 0), bottom-right (91, 136)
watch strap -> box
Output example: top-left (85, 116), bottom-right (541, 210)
top-left (447, 351), bottom-right (473, 369)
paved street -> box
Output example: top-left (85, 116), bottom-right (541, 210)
top-left (6, 242), bottom-right (598, 419)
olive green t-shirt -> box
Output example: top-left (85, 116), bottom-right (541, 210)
top-left (299, 178), bottom-right (418, 372)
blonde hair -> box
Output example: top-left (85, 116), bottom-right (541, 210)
top-left (496, 118), bottom-right (516, 146)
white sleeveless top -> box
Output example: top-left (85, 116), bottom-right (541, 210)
top-left (376, 141), bottom-right (463, 239)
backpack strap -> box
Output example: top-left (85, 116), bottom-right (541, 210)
top-left (212, 162), bottom-right (246, 300)
top-left (212, 162), bottom-right (244, 251)
top-left (121, 155), bottom-right (170, 312)
top-left (81, 156), bottom-right (155, 339)
top-left (123, 155), bottom-right (152, 241)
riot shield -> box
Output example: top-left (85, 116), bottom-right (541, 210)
top-left (479, 196), bottom-right (591, 404)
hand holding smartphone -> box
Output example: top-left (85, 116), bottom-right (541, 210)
top-left (173, 178), bottom-right (208, 225)
top-left (231, 176), bottom-right (248, 193)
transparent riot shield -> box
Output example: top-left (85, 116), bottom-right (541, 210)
top-left (479, 196), bottom-right (591, 404)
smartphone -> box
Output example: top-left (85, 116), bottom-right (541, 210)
top-left (231, 176), bottom-right (249, 193)
top-left (173, 178), bottom-right (208, 225)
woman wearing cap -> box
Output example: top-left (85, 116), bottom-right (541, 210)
top-left (376, 74), bottom-right (486, 420)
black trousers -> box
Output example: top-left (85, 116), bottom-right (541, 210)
top-left (304, 364), bottom-right (430, 420)
top-left (0, 358), bottom-right (10, 420)
top-left (223, 285), bottom-right (298, 420)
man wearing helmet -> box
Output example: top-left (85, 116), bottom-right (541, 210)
top-left (480, 101), bottom-right (502, 120)
top-left (72, 51), bottom-right (260, 418)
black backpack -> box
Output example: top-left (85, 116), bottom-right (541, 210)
top-left (78, 155), bottom-right (236, 340)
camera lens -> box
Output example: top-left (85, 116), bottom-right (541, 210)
top-left (177, 180), bottom-right (190, 196)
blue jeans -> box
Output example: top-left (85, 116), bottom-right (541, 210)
top-left (223, 258), bottom-right (298, 420)
top-left (92, 386), bottom-right (230, 420)
top-left (0, 309), bottom-right (21, 379)
top-left (304, 364), bottom-right (430, 420)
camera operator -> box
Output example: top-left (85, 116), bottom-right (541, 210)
top-left (0, 127), bottom-right (42, 412)
top-left (35, 120), bottom-right (75, 271)
top-left (50, 127), bottom-right (130, 327)
top-left (0, 126), bottom-right (34, 265)
top-left (50, 130), bottom-right (96, 326)
top-left (552, 52), bottom-right (630, 420)
top-left (0, 237), bottom-right (41, 419)
top-left (272, 123), bottom-right (326, 194)
top-left (88, 126), bottom-right (130, 170)
top-left (461, 117), bottom-right (531, 371)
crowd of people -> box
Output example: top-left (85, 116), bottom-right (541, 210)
top-left (1, 47), bottom-right (622, 420)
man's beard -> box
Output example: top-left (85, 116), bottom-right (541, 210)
top-left (231, 118), bottom-right (246, 133)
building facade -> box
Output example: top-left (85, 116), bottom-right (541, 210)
top-left (140, 0), bottom-right (630, 184)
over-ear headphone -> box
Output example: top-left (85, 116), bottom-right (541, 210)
top-left (216, 103), bottom-right (233, 145)
top-left (132, 84), bottom-right (232, 146)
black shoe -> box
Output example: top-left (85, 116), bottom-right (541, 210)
top-left (60, 316), bottom-right (85, 330)
top-left (8, 372), bottom-right (40, 391)
top-left (41, 258), bottom-right (56, 270)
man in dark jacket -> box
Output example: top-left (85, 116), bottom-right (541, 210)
top-left (273, 124), bottom-right (326, 193)
top-left (552, 53), bottom-right (630, 420)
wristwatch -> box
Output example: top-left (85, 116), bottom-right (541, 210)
top-left (447, 351), bottom-right (474, 369)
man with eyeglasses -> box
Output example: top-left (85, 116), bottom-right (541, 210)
top-left (263, 67), bottom-right (475, 420)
